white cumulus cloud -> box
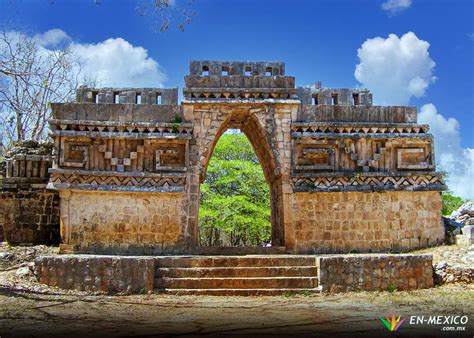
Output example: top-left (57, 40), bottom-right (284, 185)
top-left (71, 37), bottom-right (166, 87)
top-left (33, 29), bottom-right (71, 47)
top-left (381, 0), bottom-right (412, 14)
top-left (13, 29), bottom-right (166, 88)
top-left (355, 32), bottom-right (436, 105)
top-left (418, 104), bottom-right (474, 200)
top-left (354, 32), bottom-right (472, 199)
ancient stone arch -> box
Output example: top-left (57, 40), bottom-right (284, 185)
top-left (48, 61), bottom-right (446, 255)
top-left (190, 104), bottom-right (287, 246)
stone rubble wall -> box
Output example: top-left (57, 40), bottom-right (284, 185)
top-left (317, 254), bottom-right (433, 293)
top-left (434, 261), bottom-right (473, 284)
top-left (450, 201), bottom-right (474, 225)
top-left (184, 76), bottom-right (295, 90)
top-left (35, 255), bottom-right (155, 293)
top-left (289, 191), bottom-right (444, 253)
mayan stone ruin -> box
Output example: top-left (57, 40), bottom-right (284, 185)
top-left (44, 60), bottom-right (445, 255)
top-left (0, 141), bottom-right (60, 245)
top-left (0, 60), bottom-right (448, 294)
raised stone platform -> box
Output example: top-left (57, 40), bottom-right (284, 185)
top-left (35, 253), bottom-right (433, 295)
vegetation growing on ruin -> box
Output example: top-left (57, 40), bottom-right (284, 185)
top-left (442, 192), bottom-right (465, 216)
top-left (199, 132), bottom-right (271, 246)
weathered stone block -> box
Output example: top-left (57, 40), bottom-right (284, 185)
top-left (317, 254), bottom-right (433, 293)
top-left (36, 255), bottom-right (155, 293)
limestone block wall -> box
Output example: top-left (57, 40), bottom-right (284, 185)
top-left (47, 61), bottom-right (447, 254)
top-left (0, 150), bottom-right (60, 245)
top-left (59, 190), bottom-right (185, 254)
top-left (297, 86), bottom-right (373, 106)
top-left (289, 191), bottom-right (444, 253)
top-left (75, 86), bottom-right (178, 105)
top-left (0, 190), bottom-right (59, 244)
top-left (185, 103), bottom-right (296, 247)
top-left (317, 254), bottom-right (434, 292)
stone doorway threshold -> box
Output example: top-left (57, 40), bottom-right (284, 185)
top-left (191, 246), bottom-right (287, 255)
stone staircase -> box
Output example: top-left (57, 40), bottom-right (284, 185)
top-left (154, 255), bottom-right (321, 296)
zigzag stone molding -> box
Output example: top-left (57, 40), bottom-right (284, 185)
top-left (49, 119), bottom-right (194, 136)
top-left (48, 169), bottom-right (185, 192)
top-left (291, 172), bottom-right (446, 193)
top-left (291, 122), bottom-right (429, 134)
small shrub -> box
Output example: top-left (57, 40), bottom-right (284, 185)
top-left (386, 281), bottom-right (398, 293)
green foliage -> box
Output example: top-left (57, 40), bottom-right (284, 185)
top-left (169, 115), bottom-right (182, 133)
top-left (170, 114), bottom-right (182, 124)
top-left (210, 131), bottom-right (260, 164)
top-left (386, 281), bottom-right (398, 293)
top-left (199, 133), bottom-right (271, 247)
top-left (442, 192), bottom-right (465, 216)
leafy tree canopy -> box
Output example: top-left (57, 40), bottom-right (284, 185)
top-left (442, 191), bottom-right (465, 216)
top-left (199, 132), bottom-right (270, 247)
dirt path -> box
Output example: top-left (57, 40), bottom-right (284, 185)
top-left (0, 282), bottom-right (473, 337)
top-left (0, 243), bottom-right (473, 337)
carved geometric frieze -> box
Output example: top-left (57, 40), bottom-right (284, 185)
top-left (49, 120), bottom-right (193, 136)
top-left (293, 135), bottom-right (434, 173)
top-left (295, 147), bottom-right (335, 170)
top-left (291, 123), bottom-right (429, 135)
top-left (60, 139), bottom-right (90, 169)
top-left (97, 142), bottom-right (144, 172)
top-left (48, 170), bottom-right (186, 192)
top-left (55, 137), bottom-right (191, 174)
top-left (397, 148), bottom-right (433, 170)
top-left (292, 173), bottom-right (446, 193)
top-left (152, 143), bottom-right (186, 170)
top-left (156, 149), bottom-right (179, 169)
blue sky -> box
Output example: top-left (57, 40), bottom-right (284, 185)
top-left (1, 0), bottom-right (473, 198)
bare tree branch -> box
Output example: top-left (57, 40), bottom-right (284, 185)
top-left (0, 30), bottom-right (90, 152)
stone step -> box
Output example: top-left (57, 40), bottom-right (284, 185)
top-left (158, 287), bottom-right (322, 296)
top-left (156, 266), bottom-right (318, 278)
top-left (156, 276), bottom-right (318, 289)
top-left (155, 255), bottom-right (317, 268)
top-left (191, 246), bottom-right (287, 255)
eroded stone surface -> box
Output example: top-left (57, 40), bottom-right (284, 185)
top-left (290, 191), bottom-right (444, 253)
top-left (318, 254), bottom-right (433, 293)
top-left (34, 254), bottom-right (434, 295)
top-left (35, 255), bottom-right (155, 293)
top-left (59, 190), bottom-right (184, 254)
top-left (0, 141), bottom-right (59, 244)
top-left (41, 60), bottom-right (447, 254)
